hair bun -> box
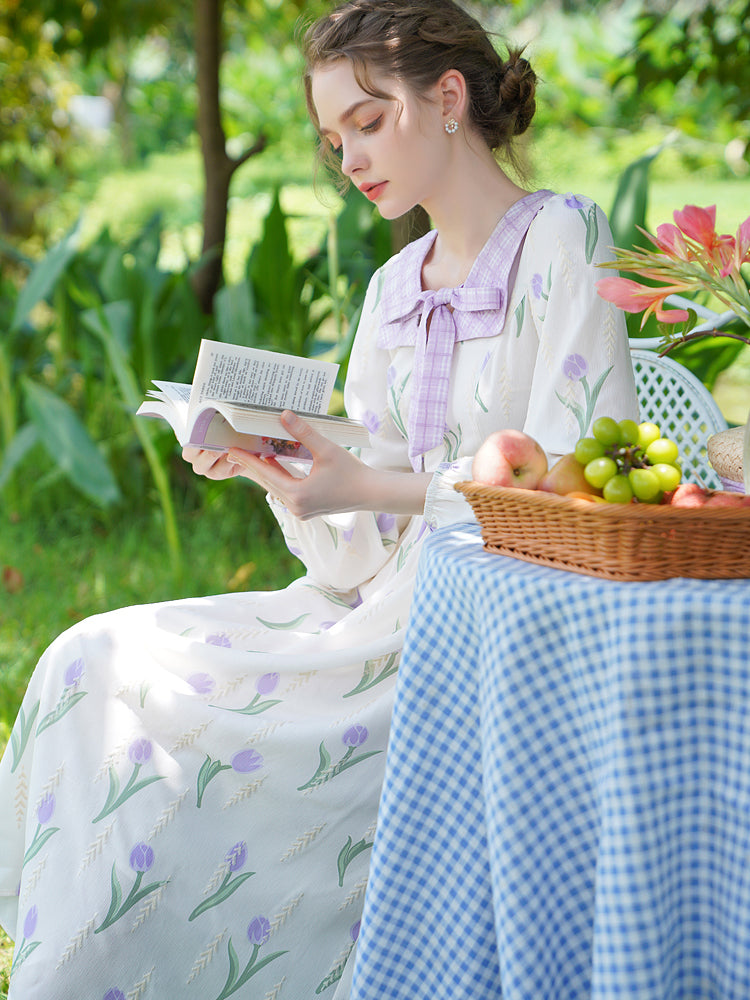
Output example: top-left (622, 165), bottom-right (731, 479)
top-left (498, 51), bottom-right (536, 136)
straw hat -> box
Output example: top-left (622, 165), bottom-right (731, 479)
top-left (707, 425), bottom-right (745, 491)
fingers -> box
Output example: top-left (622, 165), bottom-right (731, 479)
top-left (181, 447), bottom-right (241, 481)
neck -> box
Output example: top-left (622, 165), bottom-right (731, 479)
top-left (420, 140), bottom-right (529, 290)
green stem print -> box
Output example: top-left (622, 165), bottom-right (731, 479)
top-left (315, 923), bottom-right (360, 995)
top-left (92, 739), bottom-right (164, 823)
top-left (344, 651), bottom-right (400, 699)
top-left (22, 792), bottom-right (60, 867)
top-left (10, 906), bottom-right (41, 977)
top-left (215, 672), bottom-right (281, 716)
top-left (10, 700), bottom-right (40, 773)
top-left (34, 657), bottom-right (88, 741)
top-left (337, 835), bottom-right (373, 887)
top-left (188, 841), bottom-right (255, 921)
top-left (298, 725), bottom-right (382, 792)
top-left (556, 354), bottom-right (613, 438)
top-left (195, 749), bottom-right (264, 808)
top-left (94, 843), bottom-right (169, 934)
top-left (212, 918), bottom-right (287, 1000)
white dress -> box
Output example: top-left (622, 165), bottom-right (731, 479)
top-left (0, 192), bottom-right (638, 1000)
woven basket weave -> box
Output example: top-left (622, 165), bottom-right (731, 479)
top-left (455, 481), bottom-right (750, 581)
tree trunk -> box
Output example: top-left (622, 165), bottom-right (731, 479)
top-left (192, 0), bottom-right (266, 314)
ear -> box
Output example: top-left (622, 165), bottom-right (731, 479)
top-left (435, 69), bottom-right (468, 124)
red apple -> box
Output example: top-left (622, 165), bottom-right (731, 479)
top-left (538, 452), bottom-right (600, 497)
top-left (472, 430), bottom-right (548, 489)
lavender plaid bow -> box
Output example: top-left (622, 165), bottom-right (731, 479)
top-left (377, 190), bottom-right (553, 469)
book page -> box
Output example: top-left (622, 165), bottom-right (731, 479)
top-left (191, 340), bottom-right (338, 416)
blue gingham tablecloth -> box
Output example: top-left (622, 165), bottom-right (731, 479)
top-left (350, 523), bottom-right (750, 1000)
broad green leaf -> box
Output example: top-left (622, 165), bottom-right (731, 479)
top-left (608, 149), bottom-right (662, 253)
top-left (214, 280), bottom-right (258, 347)
top-left (10, 220), bottom-right (82, 333)
top-left (22, 379), bottom-right (120, 507)
top-left (0, 423), bottom-right (39, 491)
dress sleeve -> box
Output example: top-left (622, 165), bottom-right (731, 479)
top-left (521, 196), bottom-right (640, 461)
top-left (266, 270), bottom-right (415, 592)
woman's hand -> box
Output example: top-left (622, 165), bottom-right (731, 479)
top-left (224, 411), bottom-right (431, 520)
top-left (181, 446), bottom-right (244, 481)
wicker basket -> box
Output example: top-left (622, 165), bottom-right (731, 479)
top-left (455, 481), bottom-right (750, 581)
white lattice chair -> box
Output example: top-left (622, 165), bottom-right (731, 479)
top-left (629, 294), bottom-right (732, 488)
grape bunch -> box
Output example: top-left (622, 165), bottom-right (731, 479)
top-left (574, 417), bottom-right (682, 504)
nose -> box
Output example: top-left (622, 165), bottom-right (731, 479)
top-left (340, 140), bottom-right (366, 179)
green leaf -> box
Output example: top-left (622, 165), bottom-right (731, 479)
top-left (608, 149), bottom-right (662, 254)
top-left (22, 379), bottom-right (120, 507)
top-left (214, 280), bottom-right (258, 347)
top-left (10, 220), bottom-right (82, 333)
top-left (0, 423), bottom-right (39, 493)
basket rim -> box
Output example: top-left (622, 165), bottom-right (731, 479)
top-left (454, 480), bottom-right (750, 520)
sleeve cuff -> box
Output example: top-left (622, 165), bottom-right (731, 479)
top-left (423, 459), bottom-right (478, 530)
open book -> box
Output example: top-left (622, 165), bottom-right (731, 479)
top-left (136, 339), bottom-right (370, 462)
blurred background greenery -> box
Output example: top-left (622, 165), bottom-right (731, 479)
top-left (1, 0), bottom-right (750, 832)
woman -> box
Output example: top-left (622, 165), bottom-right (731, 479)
top-left (0, 1), bottom-right (637, 997)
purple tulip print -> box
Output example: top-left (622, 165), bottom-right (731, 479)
top-left (206, 633), bottom-right (232, 648)
top-left (218, 674), bottom-right (282, 717)
top-left (95, 844), bottom-right (168, 934)
top-left (9, 905), bottom-right (41, 977)
top-left (247, 916), bottom-right (271, 946)
top-left (226, 841), bottom-right (248, 873)
top-left (23, 795), bottom-right (60, 866)
top-left (563, 353), bottom-right (588, 381)
top-left (36, 792), bottom-right (55, 825)
top-left (298, 724), bottom-right (382, 791)
top-left (128, 738), bottom-right (153, 766)
top-left (256, 673), bottom-right (279, 696)
top-left (212, 914), bottom-right (287, 1000)
top-left (92, 738), bottom-right (164, 823)
top-left (188, 672), bottom-right (216, 695)
top-left (63, 658), bottom-right (84, 687)
top-left (23, 905), bottom-right (38, 939)
top-left (196, 749), bottom-right (264, 807)
top-left (342, 725), bottom-right (368, 749)
top-left (103, 991), bottom-right (126, 1000)
top-left (188, 841), bottom-right (255, 922)
top-left (129, 842), bottom-right (155, 873)
top-left (556, 352), bottom-right (614, 438)
top-left (231, 749), bottom-right (264, 773)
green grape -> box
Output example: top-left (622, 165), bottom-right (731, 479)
top-left (650, 462), bottom-right (681, 492)
top-left (603, 474), bottom-right (634, 504)
top-left (592, 417), bottom-right (622, 447)
top-left (574, 437), bottom-right (606, 465)
top-left (629, 467), bottom-right (662, 502)
top-left (618, 419), bottom-right (640, 446)
top-left (645, 437), bottom-right (680, 466)
top-left (637, 422), bottom-right (661, 450)
top-left (584, 456), bottom-right (618, 489)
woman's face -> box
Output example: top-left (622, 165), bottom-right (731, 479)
top-left (311, 59), bottom-right (448, 220)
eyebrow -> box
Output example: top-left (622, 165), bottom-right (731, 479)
top-left (319, 98), bottom-right (378, 137)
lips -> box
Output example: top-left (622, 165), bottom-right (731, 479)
top-left (360, 181), bottom-right (387, 202)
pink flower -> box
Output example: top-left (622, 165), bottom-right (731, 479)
top-left (652, 224), bottom-right (690, 261)
top-left (724, 215), bottom-right (750, 277)
top-left (673, 204), bottom-right (717, 246)
top-left (595, 277), bottom-right (690, 326)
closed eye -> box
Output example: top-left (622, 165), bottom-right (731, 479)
top-left (360, 115), bottom-right (383, 134)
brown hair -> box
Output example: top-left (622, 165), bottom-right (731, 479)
top-left (301, 0), bottom-right (536, 178)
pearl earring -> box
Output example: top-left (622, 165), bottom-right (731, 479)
top-left (444, 118), bottom-right (459, 135)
